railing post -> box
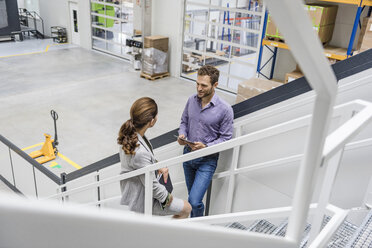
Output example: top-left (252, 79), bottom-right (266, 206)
top-left (225, 127), bottom-right (242, 213)
top-left (61, 173), bottom-right (67, 202)
top-left (144, 171), bottom-right (153, 215)
top-left (8, 148), bottom-right (16, 187)
top-left (32, 164), bottom-right (38, 199)
top-left (205, 182), bottom-right (212, 216)
top-left (95, 171), bottom-right (101, 208)
top-left (308, 109), bottom-right (354, 243)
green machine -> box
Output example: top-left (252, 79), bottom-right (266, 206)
top-left (91, 3), bottom-right (115, 28)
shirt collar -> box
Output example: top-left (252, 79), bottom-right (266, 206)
top-left (196, 93), bottom-right (219, 107)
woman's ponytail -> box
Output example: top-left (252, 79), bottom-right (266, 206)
top-left (117, 119), bottom-right (139, 155)
top-left (118, 97), bottom-right (158, 155)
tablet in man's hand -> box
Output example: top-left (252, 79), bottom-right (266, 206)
top-left (174, 135), bottom-right (196, 145)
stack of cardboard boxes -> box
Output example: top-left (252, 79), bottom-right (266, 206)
top-left (266, 3), bottom-right (338, 44)
top-left (236, 78), bottom-right (283, 103)
top-left (357, 17), bottom-right (372, 53)
top-left (142, 36), bottom-right (169, 76)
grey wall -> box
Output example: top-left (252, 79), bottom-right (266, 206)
top-left (38, 0), bottom-right (69, 37)
top-left (38, 0), bottom-right (91, 49)
top-left (152, 0), bottom-right (184, 77)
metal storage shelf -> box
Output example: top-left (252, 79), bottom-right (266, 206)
top-left (319, 0), bottom-right (372, 6)
top-left (50, 26), bottom-right (67, 43)
top-left (257, 0), bottom-right (371, 80)
top-left (262, 39), bottom-right (348, 60)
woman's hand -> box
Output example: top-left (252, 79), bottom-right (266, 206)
top-left (158, 167), bottom-right (169, 183)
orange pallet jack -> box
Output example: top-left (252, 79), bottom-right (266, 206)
top-left (29, 110), bottom-right (59, 164)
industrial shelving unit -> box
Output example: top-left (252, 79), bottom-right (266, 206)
top-left (256, 0), bottom-right (372, 80)
top-left (51, 26), bottom-right (67, 43)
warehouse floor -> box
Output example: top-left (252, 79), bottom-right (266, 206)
top-left (0, 40), bottom-right (235, 177)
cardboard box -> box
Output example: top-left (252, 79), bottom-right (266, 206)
top-left (314, 24), bottom-right (335, 43)
top-left (266, 18), bottom-right (334, 43)
top-left (357, 17), bottom-right (372, 52)
top-left (144, 36), bottom-right (169, 52)
top-left (265, 16), bottom-right (283, 40)
top-left (266, 4), bottom-right (337, 42)
top-left (305, 4), bottom-right (338, 27)
top-left (285, 70), bottom-right (304, 84)
top-left (235, 94), bottom-right (247, 104)
top-left (236, 78), bottom-right (283, 103)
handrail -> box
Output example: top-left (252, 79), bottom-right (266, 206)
top-left (45, 99), bottom-right (372, 247)
top-left (60, 49), bottom-right (372, 184)
top-left (264, 0), bottom-right (337, 244)
top-left (48, 111), bottom-right (318, 199)
top-left (48, 100), bottom-right (371, 200)
top-left (323, 100), bottom-right (372, 160)
top-left (0, 135), bottom-right (61, 185)
top-left (18, 8), bottom-right (45, 38)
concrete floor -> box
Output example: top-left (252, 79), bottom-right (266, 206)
top-left (0, 40), bottom-right (235, 176)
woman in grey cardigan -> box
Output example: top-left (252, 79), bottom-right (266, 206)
top-left (118, 97), bottom-right (191, 218)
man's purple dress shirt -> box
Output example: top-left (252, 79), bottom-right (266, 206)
top-left (179, 93), bottom-right (234, 147)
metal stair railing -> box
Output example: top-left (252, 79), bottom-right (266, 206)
top-left (18, 8), bottom-right (45, 39)
top-left (44, 98), bottom-right (372, 247)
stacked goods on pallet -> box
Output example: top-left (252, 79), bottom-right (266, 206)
top-left (142, 36), bottom-right (169, 76)
top-left (357, 17), bottom-right (372, 53)
top-left (236, 77), bottom-right (283, 103)
top-left (142, 35), bottom-right (169, 76)
top-left (266, 4), bottom-right (338, 43)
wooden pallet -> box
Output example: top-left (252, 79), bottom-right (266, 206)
top-left (140, 72), bottom-right (170, 81)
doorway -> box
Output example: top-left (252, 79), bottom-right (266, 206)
top-left (69, 1), bottom-right (80, 45)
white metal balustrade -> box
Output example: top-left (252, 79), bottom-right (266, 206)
top-left (45, 99), bottom-right (372, 247)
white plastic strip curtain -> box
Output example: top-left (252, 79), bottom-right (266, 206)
top-left (0, 0), bottom-right (8, 29)
top-left (181, 0), bottom-right (265, 93)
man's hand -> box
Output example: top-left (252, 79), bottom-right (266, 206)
top-left (158, 167), bottom-right (169, 183)
top-left (177, 134), bottom-right (187, 146)
top-left (189, 142), bottom-right (206, 151)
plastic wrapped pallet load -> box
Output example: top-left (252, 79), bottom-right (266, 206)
top-left (142, 47), bottom-right (168, 75)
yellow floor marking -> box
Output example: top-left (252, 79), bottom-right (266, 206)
top-left (57, 152), bottom-right (82, 170)
top-left (21, 142), bottom-right (44, 151)
top-left (22, 142), bottom-right (81, 169)
top-left (0, 43), bottom-right (69, 59)
top-left (49, 161), bottom-right (58, 167)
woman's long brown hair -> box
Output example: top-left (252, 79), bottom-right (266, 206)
top-left (117, 97), bottom-right (158, 155)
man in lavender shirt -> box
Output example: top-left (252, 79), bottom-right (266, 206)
top-left (177, 65), bottom-right (234, 217)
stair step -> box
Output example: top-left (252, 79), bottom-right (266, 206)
top-left (327, 219), bottom-right (358, 248)
top-left (345, 210), bottom-right (372, 248)
top-left (224, 214), bottom-right (358, 248)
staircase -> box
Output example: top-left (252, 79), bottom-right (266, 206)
top-left (346, 211), bottom-right (372, 247)
top-left (224, 210), bottom-right (372, 248)
top-left (16, 8), bottom-right (45, 40)
top-left (0, 0), bottom-right (372, 245)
